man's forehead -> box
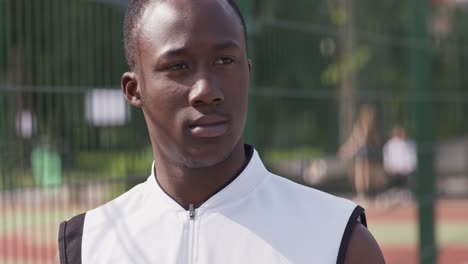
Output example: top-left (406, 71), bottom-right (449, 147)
top-left (138, 0), bottom-right (244, 51)
top-left (142, 0), bottom-right (236, 23)
top-left (140, 0), bottom-right (241, 35)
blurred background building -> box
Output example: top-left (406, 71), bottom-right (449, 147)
top-left (1, 0), bottom-right (468, 263)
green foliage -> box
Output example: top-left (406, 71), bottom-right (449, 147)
top-left (73, 149), bottom-right (154, 180)
top-left (253, 0), bottom-right (468, 155)
top-left (1, 0), bottom-right (126, 87)
top-left (322, 46), bottom-right (372, 85)
top-left (2, 0), bottom-right (468, 187)
top-left (330, 7), bottom-right (348, 26)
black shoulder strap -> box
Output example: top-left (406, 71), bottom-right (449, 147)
top-left (336, 206), bottom-right (366, 264)
top-left (58, 213), bottom-right (86, 264)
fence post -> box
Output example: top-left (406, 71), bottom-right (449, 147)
top-left (1, 0), bottom-right (15, 190)
top-left (410, 0), bottom-right (436, 263)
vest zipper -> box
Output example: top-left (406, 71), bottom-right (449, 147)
top-left (188, 203), bottom-right (196, 264)
top-left (189, 203), bottom-right (195, 220)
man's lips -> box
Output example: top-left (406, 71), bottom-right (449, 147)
top-left (189, 116), bottom-right (229, 138)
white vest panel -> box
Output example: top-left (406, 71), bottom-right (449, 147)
top-left (72, 149), bottom-right (362, 264)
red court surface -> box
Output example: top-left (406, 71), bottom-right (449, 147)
top-left (0, 233), bottom-right (56, 262)
top-left (383, 246), bottom-right (468, 264)
top-left (366, 198), bottom-right (468, 264)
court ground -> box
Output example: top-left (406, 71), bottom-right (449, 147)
top-left (367, 197), bottom-right (468, 264)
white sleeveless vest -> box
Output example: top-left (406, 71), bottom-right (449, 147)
top-left (59, 148), bottom-right (365, 264)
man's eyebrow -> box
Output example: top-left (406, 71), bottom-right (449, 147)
top-left (158, 48), bottom-right (187, 59)
top-left (214, 41), bottom-right (241, 51)
top-left (158, 41), bottom-right (241, 59)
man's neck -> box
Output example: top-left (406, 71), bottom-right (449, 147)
top-left (153, 143), bottom-right (247, 210)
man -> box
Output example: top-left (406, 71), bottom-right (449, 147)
top-left (58, 0), bottom-right (385, 263)
top-left (383, 125), bottom-right (417, 191)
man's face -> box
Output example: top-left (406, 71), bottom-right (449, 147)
top-left (131, 0), bottom-right (250, 168)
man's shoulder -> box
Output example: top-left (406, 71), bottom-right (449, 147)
top-left (264, 171), bottom-right (358, 214)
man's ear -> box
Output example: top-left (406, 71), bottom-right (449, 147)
top-left (121, 72), bottom-right (143, 108)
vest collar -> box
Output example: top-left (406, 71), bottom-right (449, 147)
top-left (145, 146), bottom-right (268, 212)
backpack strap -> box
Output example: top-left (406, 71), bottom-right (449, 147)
top-left (58, 213), bottom-right (86, 264)
top-left (336, 206), bottom-right (367, 264)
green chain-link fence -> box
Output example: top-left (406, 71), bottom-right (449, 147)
top-left (1, 0), bottom-right (468, 263)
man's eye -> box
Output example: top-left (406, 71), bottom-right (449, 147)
top-left (168, 63), bottom-right (188, 70)
top-left (215, 57), bottom-right (234, 65)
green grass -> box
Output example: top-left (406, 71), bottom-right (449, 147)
top-left (1, 149), bottom-right (154, 190)
top-left (0, 209), bottom-right (79, 233)
top-left (370, 222), bottom-right (468, 246)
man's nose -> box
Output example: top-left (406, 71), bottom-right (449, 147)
top-left (188, 76), bottom-right (224, 107)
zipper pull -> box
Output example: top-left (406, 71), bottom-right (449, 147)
top-left (189, 203), bottom-right (195, 220)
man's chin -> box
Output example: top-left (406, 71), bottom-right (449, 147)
top-left (176, 136), bottom-right (244, 169)
top-left (177, 143), bottom-right (238, 169)
top-left (179, 154), bottom-right (229, 169)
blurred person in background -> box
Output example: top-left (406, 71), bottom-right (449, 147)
top-left (339, 105), bottom-right (384, 202)
top-left (383, 125), bottom-right (417, 196)
top-left (57, 0), bottom-right (384, 263)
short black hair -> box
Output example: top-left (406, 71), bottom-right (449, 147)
top-left (123, 0), bottom-right (248, 69)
